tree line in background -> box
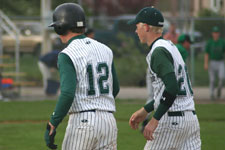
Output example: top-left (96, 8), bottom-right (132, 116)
top-left (196, 8), bottom-right (225, 39)
top-left (0, 0), bottom-right (75, 16)
top-left (0, 0), bottom-right (155, 17)
top-left (1, 0), bottom-right (224, 87)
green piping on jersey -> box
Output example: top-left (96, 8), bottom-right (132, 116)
top-left (68, 34), bottom-right (86, 44)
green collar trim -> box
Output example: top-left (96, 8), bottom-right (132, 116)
top-left (149, 36), bottom-right (163, 50)
top-left (68, 34), bottom-right (86, 44)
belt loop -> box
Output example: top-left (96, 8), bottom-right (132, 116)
top-left (192, 111), bottom-right (196, 115)
top-left (181, 111), bottom-right (184, 116)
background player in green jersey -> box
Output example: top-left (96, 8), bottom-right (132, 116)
top-left (204, 26), bottom-right (225, 100)
top-left (176, 34), bottom-right (192, 62)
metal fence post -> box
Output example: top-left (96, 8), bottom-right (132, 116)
top-left (190, 18), bottom-right (195, 86)
top-left (0, 15), bottom-right (2, 64)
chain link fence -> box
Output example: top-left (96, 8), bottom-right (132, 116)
top-left (0, 15), bottom-right (224, 88)
top-left (89, 16), bottom-right (225, 86)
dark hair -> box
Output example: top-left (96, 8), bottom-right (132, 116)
top-left (85, 28), bottom-right (94, 36)
top-left (70, 27), bottom-right (85, 34)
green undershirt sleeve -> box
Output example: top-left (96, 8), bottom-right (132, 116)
top-left (144, 100), bottom-right (155, 113)
top-left (151, 47), bottom-right (174, 78)
top-left (153, 72), bottom-right (179, 120)
top-left (50, 53), bottom-right (76, 128)
top-left (149, 47), bottom-right (179, 120)
top-left (112, 62), bottom-right (120, 98)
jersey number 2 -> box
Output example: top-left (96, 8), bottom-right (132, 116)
top-left (178, 65), bottom-right (193, 96)
top-left (87, 63), bottom-right (109, 95)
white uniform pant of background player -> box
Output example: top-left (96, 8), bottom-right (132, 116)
top-left (141, 69), bottom-right (154, 132)
top-left (38, 61), bottom-right (52, 91)
top-left (144, 111), bottom-right (201, 150)
top-left (208, 60), bottom-right (225, 98)
top-left (62, 111), bottom-right (117, 150)
top-left (145, 68), bottom-right (154, 118)
top-left (146, 68), bottom-right (154, 103)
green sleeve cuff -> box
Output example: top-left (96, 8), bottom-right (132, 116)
top-left (153, 103), bottom-right (170, 120)
top-left (144, 100), bottom-right (155, 113)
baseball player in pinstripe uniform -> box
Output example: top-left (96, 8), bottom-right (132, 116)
top-left (128, 7), bottom-right (201, 150)
top-left (44, 3), bottom-right (120, 150)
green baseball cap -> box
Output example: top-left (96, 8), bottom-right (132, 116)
top-left (178, 34), bottom-right (193, 43)
top-left (128, 7), bottom-right (164, 27)
top-left (212, 26), bottom-right (219, 32)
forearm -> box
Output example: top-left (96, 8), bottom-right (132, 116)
top-left (153, 91), bottom-right (176, 120)
top-left (204, 53), bottom-right (209, 65)
top-left (50, 92), bottom-right (74, 127)
top-left (49, 53), bottom-right (76, 128)
top-left (153, 72), bottom-right (178, 120)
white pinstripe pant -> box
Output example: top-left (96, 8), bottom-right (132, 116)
top-left (62, 110), bottom-right (117, 150)
top-left (38, 61), bottom-right (51, 91)
top-left (144, 111), bottom-right (201, 150)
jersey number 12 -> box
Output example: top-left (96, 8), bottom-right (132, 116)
top-left (87, 63), bottom-right (109, 95)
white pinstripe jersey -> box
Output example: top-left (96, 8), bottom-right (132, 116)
top-left (61, 37), bottom-right (115, 113)
top-left (146, 39), bottom-right (195, 111)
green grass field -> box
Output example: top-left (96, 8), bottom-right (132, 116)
top-left (0, 100), bottom-right (225, 150)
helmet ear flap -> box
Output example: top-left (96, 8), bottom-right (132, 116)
top-left (54, 25), bottom-right (67, 35)
top-left (53, 23), bottom-right (69, 35)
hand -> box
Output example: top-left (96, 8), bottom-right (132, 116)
top-left (129, 107), bottom-right (148, 130)
top-left (50, 68), bottom-right (57, 73)
top-left (204, 63), bottom-right (208, 70)
top-left (143, 117), bottom-right (159, 141)
top-left (44, 122), bottom-right (57, 149)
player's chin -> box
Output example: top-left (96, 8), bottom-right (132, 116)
top-left (138, 38), bottom-right (145, 44)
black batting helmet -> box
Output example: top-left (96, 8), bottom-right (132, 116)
top-left (49, 3), bottom-right (86, 35)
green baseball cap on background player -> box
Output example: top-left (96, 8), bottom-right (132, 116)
top-left (212, 26), bottom-right (220, 32)
top-left (178, 34), bottom-right (193, 43)
top-left (128, 7), bottom-right (164, 27)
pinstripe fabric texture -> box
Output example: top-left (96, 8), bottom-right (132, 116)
top-left (145, 39), bottom-right (201, 149)
top-left (61, 37), bottom-right (117, 150)
top-left (146, 39), bottom-right (195, 112)
top-left (61, 37), bottom-right (115, 113)
top-left (144, 111), bottom-right (201, 150)
top-left (62, 111), bottom-right (117, 150)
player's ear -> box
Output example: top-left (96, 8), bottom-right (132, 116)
top-left (145, 24), bottom-right (150, 32)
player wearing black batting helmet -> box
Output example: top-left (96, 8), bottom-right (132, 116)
top-left (45, 2), bottom-right (120, 150)
top-left (49, 3), bottom-right (86, 35)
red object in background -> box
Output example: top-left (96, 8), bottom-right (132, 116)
top-left (2, 78), bottom-right (13, 84)
top-left (1, 78), bottom-right (14, 89)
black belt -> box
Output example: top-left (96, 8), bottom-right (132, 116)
top-left (168, 111), bottom-right (196, 116)
top-left (79, 109), bottom-right (113, 113)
